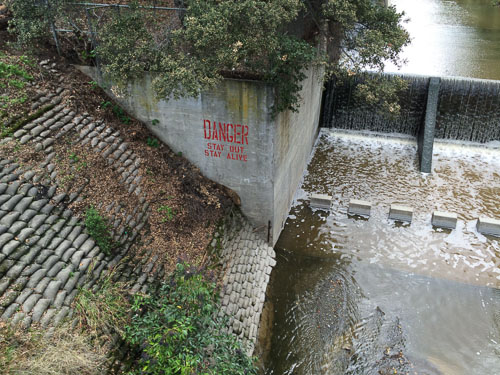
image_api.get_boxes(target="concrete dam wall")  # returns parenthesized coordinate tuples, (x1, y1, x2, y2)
(322, 73, 500, 143)
(77, 66, 323, 245)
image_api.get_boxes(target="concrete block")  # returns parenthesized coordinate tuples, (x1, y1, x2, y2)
(309, 193, 332, 210)
(389, 204, 413, 223)
(476, 217, 500, 237)
(431, 211, 457, 229)
(348, 199, 371, 217)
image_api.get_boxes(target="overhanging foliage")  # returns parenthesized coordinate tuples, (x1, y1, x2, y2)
(7, 0, 411, 114)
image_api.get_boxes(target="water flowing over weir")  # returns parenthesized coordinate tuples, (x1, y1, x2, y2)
(321, 73, 500, 143)
(436, 78, 500, 142)
(321, 74, 428, 136)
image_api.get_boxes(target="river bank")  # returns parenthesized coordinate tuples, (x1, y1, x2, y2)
(0, 22, 273, 373)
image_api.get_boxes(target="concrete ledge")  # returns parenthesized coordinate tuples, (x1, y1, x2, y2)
(310, 193, 332, 210)
(389, 204, 413, 223)
(348, 199, 371, 217)
(432, 211, 457, 229)
(476, 217, 500, 237)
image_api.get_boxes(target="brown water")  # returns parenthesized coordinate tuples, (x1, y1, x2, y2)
(264, 131, 500, 374)
(386, 0, 500, 79)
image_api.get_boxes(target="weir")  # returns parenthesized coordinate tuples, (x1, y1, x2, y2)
(321, 73, 500, 172)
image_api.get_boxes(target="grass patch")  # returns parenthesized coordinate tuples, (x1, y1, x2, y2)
(0, 53, 37, 128)
(74, 270, 130, 337)
(84, 206, 116, 255)
(0, 322, 107, 375)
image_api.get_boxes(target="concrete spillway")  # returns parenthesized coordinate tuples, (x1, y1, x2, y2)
(321, 73, 500, 173)
(322, 73, 500, 143)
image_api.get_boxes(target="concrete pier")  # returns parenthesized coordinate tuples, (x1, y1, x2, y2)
(432, 211, 457, 229)
(476, 217, 500, 237)
(389, 204, 413, 223)
(348, 199, 372, 217)
(310, 193, 332, 210)
(418, 77, 440, 173)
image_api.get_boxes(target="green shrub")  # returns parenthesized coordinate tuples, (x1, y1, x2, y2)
(84, 206, 115, 255)
(125, 263, 257, 375)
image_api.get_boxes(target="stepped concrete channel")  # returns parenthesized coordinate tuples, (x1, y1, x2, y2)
(0, 60, 275, 357)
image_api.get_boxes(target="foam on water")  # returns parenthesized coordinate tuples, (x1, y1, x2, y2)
(287, 129, 500, 286)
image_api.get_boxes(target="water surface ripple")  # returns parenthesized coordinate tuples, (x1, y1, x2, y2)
(264, 131, 500, 375)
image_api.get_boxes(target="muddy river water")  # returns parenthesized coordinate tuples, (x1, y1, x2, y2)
(263, 131, 500, 374)
(386, 0, 500, 80)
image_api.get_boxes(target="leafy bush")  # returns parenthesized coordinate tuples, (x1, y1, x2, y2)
(125, 263, 257, 375)
(7, 0, 64, 48)
(7, 0, 410, 116)
(96, 0, 316, 114)
(84, 206, 115, 255)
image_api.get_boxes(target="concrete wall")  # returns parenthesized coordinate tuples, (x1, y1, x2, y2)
(77, 66, 322, 245)
(272, 67, 322, 242)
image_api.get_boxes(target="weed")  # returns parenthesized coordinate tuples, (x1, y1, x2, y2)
(8, 79, 25, 89)
(177, 151, 182, 157)
(74, 270, 130, 337)
(111, 104, 130, 124)
(13, 141, 21, 152)
(88, 80, 98, 90)
(81, 49, 96, 61)
(157, 204, 175, 222)
(101, 101, 131, 124)
(69, 152, 79, 163)
(59, 173, 74, 187)
(146, 137, 159, 148)
(76, 161, 87, 171)
(0, 61, 33, 81)
(84, 206, 115, 255)
(151, 118, 159, 126)
(19, 55, 35, 67)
